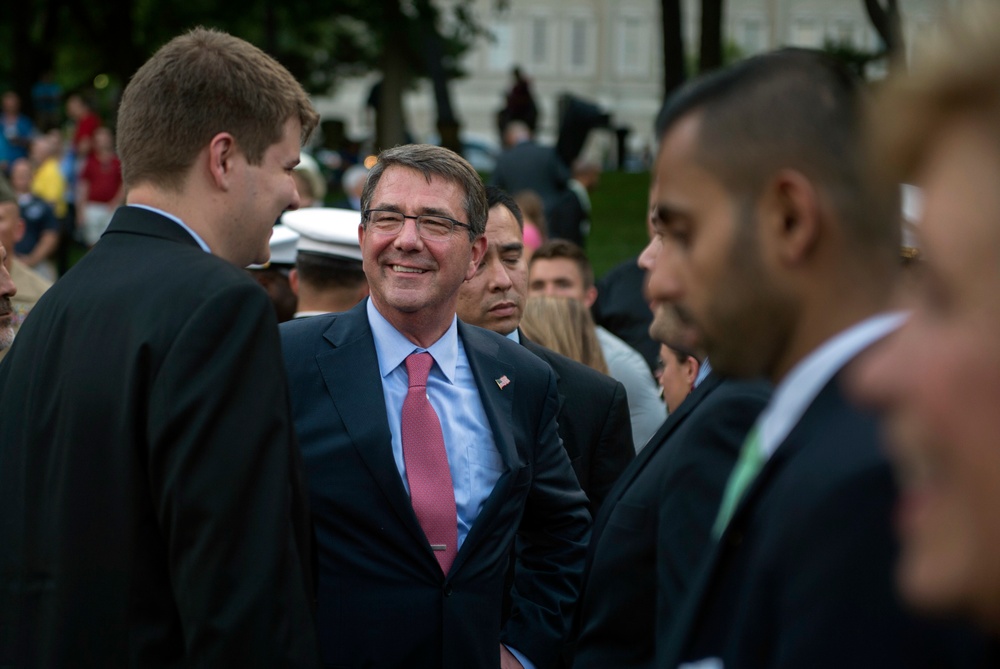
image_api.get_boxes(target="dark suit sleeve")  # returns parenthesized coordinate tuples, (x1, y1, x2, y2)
(655, 384, 766, 640)
(146, 281, 319, 667)
(502, 370, 592, 669)
(733, 461, 927, 668)
(586, 380, 634, 513)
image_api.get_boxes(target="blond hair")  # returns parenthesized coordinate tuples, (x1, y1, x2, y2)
(520, 295, 608, 375)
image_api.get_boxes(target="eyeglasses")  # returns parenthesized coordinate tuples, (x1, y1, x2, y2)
(363, 209, 471, 240)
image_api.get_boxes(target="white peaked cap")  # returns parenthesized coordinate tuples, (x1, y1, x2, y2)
(281, 207, 363, 261)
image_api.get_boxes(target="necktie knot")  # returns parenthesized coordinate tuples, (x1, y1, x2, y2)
(405, 352, 434, 389)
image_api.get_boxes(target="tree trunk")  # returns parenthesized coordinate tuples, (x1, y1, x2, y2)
(863, 0, 904, 62)
(373, 1, 410, 151)
(660, 0, 686, 101)
(418, 17, 462, 155)
(698, 0, 724, 73)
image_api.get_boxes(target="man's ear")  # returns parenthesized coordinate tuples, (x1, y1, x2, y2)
(583, 285, 598, 309)
(684, 356, 700, 388)
(761, 169, 821, 266)
(207, 132, 237, 191)
(465, 236, 488, 281)
(288, 268, 300, 296)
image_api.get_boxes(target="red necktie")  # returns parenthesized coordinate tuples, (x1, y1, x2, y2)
(401, 352, 458, 574)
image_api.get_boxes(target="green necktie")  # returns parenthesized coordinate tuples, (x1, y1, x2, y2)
(712, 425, 765, 539)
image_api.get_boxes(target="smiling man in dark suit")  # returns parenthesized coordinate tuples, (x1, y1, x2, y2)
(281, 144, 591, 669)
(0, 28, 320, 667)
(648, 49, 990, 669)
(456, 185, 634, 515)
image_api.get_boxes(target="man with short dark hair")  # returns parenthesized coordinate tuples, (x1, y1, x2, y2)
(570, 188, 769, 669)
(529, 239, 666, 451)
(651, 49, 989, 668)
(282, 144, 590, 669)
(457, 185, 633, 514)
(0, 28, 321, 667)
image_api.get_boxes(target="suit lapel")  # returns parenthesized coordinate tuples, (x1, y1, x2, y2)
(667, 376, 839, 661)
(602, 374, 722, 517)
(314, 303, 428, 548)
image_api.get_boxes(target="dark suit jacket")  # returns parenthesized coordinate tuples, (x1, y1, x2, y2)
(280, 303, 591, 669)
(521, 334, 634, 514)
(663, 371, 993, 669)
(0, 206, 319, 667)
(572, 374, 769, 669)
(490, 140, 570, 208)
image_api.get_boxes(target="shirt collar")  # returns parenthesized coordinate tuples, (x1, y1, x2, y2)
(367, 298, 459, 383)
(127, 204, 212, 253)
(757, 311, 907, 459)
(695, 358, 712, 387)
(506, 329, 520, 343)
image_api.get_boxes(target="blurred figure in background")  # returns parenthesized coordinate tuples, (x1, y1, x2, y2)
(0, 177, 50, 363)
(514, 189, 546, 258)
(334, 164, 368, 211)
(29, 134, 67, 222)
(520, 294, 609, 375)
(292, 152, 326, 208)
(656, 342, 700, 414)
(76, 126, 123, 248)
(530, 239, 666, 451)
(9, 157, 59, 280)
(1, 91, 36, 172)
(852, 1, 1000, 638)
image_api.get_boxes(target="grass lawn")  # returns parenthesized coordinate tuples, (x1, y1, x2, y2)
(586, 170, 651, 279)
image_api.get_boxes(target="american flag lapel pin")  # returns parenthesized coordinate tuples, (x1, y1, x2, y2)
(495, 375, 511, 390)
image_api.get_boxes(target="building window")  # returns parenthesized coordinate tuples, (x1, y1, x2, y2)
(531, 17, 549, 66)
(570, 18, 587, 69)
(488, 22, 514, 73)
(616, 14, 650, 77)
(743, 18, 764, 53)
(790, 17, 821, 48)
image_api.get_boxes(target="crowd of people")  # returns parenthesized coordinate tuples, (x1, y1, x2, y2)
(1, 3, 1000, 667)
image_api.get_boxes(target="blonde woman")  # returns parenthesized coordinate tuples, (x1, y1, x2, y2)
(520, 294, 608, 375)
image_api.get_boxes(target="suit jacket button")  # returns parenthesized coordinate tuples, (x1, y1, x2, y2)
(444, 585, 453, 597)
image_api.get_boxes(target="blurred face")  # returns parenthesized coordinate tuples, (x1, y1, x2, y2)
(851, 117, 1000, 628)
(0, 202, 23, 269)
(528, 257, 595, 306)
(360, 165, 485, 337)
(2, 92, 18, 115)
(0, 243, 17, 350)
(10, 159, 31, 193)
(457, 204, 526, 335)
(642, 113, 792, 380)
(657, 344, 695, 413)
(93, 127, 114, 153)
(232, 117, 302, 266)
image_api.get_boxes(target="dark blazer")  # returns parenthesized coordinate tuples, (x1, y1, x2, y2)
(0, 206, 319, 667)
(490, 140, 570, 209)
(521, 334, 634, 514)
(572, 374, 769, 669)
(663, 371, 993, 669)
(281, 303, 591, 669)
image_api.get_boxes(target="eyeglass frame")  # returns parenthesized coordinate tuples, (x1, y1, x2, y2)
(362, 208, 472, 240)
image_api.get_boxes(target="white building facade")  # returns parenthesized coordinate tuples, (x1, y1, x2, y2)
(315, 0, 954, 164)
